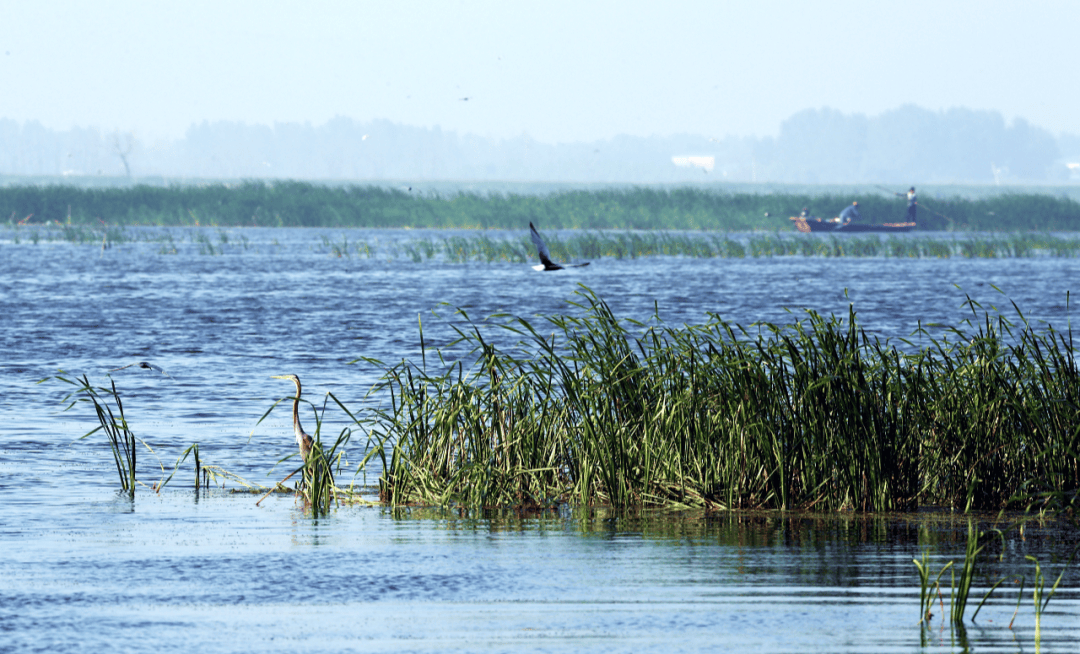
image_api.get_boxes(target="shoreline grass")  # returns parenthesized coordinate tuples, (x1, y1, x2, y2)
(3, 181, 1080, 231)
(8, 222, 1080, 260)
(366, 231, 1080, 261)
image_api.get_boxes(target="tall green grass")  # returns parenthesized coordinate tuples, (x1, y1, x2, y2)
(8, 219, 1080, 260)
(57, 374, 140, 494)
(362, 231, 1080, 262)
(3, 182, 1079, 230)
(351, 288, 1079, 511)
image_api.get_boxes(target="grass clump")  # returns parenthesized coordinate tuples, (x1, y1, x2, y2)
(353, 287, 1080, 511)
(57, 374, 140, 494)
(357, 231, 1080, 263)
(3, 182, 1080, 230)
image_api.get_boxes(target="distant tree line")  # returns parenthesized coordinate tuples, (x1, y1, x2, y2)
(0, 105, 1077, 184)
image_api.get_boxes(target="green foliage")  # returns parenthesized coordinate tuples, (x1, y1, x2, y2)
(56, 374, 140, 493)
(2, 182, 1080, 230)
(913, 550, 952, 624)
(351, 288, 1080, 510)
(357, 231, 1080, 262)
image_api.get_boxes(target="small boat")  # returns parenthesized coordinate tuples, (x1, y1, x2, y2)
(790, 216, 916, 233)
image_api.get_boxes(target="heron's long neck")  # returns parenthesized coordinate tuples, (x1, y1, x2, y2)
(291, 379, 304, 437)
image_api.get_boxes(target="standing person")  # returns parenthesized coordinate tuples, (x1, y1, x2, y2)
(905, 187, 917, 223)
(837, 201, 861, 227)
(895, 186, 917, 222)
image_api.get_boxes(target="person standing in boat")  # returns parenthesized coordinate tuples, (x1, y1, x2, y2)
(893, 186, 917, 222)
(836, 201, 861, 227)
(905, 187, 917, 222)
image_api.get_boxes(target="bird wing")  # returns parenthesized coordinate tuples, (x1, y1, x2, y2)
(529, 222, 563, 270)
(108, 361, 171, 377)
(142, 363, 172, 377)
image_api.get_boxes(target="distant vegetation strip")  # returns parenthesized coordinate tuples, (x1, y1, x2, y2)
(3, 181, 1080, 231)
(363, 288, 1079, 511)
(7, 222, 1080, 260)
(366, 231, 1080, 261)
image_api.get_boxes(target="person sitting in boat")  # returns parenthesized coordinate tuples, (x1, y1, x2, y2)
(836, 201, 861, 227)
(799, 207, 817, 221)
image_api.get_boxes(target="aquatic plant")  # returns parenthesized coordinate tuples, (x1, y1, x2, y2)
(354, 231, 1080, 263)
(912, 550, 951, 624)
(297, 425, 351, 516)
(950, 522, 1004, 623)
(347, 287, 1079, 510)
(1022, 551, 1078, 633)
(7, 218, 1080, 261)
(3, 181, 1079, 230)
(57, 374, 140, 494)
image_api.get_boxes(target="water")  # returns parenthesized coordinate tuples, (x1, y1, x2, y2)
(2, 227, 1079, 652)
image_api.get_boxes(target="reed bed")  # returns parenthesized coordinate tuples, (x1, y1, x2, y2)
(355, 288, 1080, 511)
(3, 182, 1080, 231)
(361, 231, 1080, 261)
(7, 220, 1080, 259)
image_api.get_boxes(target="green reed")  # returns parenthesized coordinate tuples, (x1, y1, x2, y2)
(947, 521, 1008, 624)
(57, 374, 139, 494)
(3, 182, 1079, 231)
(913, 551, 951, 624)
(352, 231, 1080, 262)
(349, 287, 1079, 510)
(1020, 549, 1079, 632)
(7, 219, 1080, 261)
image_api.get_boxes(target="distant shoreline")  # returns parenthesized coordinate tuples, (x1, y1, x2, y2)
(2, 180, 1079, 231)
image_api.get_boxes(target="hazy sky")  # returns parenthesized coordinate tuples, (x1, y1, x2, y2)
(1, 1, 1076, 144)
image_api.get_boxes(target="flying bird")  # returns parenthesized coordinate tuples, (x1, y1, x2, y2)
(108, 361, 172, 378)
(529, 222, 590, 271)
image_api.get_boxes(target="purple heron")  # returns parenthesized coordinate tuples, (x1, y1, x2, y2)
(271, 374, 314, 460)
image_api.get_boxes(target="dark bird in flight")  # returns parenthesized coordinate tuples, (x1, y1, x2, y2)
(107, 361, 172, 378)
(529, 222, 590, 271)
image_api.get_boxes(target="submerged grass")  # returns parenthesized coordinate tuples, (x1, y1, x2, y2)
(357, 231, 1080, 262)
(352, 287, 1080, 511)
(8, 220, 1080, 260)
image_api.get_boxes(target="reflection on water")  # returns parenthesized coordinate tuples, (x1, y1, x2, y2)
(1, 228, 1078, 651)
(3, 492, 1079, 653)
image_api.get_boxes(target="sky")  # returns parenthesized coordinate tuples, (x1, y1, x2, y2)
(1, 0, 1077, 144)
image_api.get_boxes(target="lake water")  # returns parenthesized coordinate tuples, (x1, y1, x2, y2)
(2, 227, 1078, 652)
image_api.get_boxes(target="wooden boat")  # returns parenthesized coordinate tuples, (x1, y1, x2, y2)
(790, 216, 916, 233)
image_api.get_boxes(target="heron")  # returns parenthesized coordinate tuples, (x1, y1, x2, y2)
(529, 222, 590, 271)
(108, 361, 172, 377)
(271, 374, 314, 460)
(254, 374, 336, 509)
